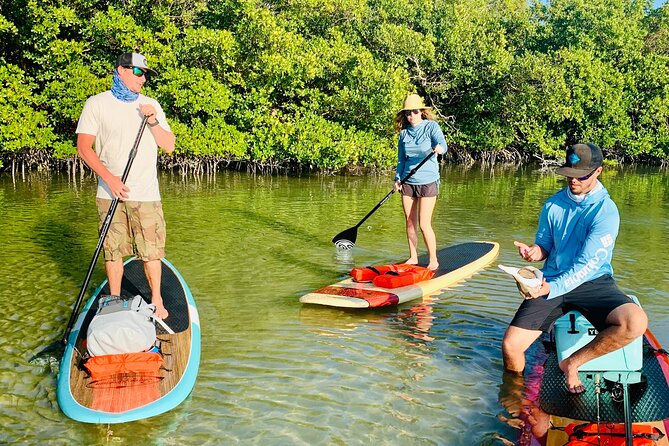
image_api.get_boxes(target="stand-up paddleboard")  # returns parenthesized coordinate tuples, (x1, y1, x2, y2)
(300, 241, 499, 308)
(57, 258, 200, 423)
(518, 329, 669, 445)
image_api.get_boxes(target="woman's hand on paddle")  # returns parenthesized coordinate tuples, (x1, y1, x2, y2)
(393, 180, 402, 192)
(433, 144, 445, 155)
(514, 241, 546, 262)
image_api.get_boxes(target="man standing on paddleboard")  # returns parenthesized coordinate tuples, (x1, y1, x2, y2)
(76, 52, 175, 319)
(501, 143, 647, 393)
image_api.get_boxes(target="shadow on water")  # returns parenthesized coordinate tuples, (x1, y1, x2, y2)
(28, 215, 99, 362)
(234, 207, 323, 244)
(32, 217, 95, 286)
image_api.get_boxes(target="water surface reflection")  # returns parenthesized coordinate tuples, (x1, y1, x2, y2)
(0, 165, 667, 445)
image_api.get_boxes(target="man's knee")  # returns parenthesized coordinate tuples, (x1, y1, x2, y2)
(502, 326, 532, 355)
(627, 306, 648, 338)
(607, 303, 648, 338)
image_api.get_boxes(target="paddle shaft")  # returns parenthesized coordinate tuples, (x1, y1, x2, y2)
(623, 380, 633, 446)
(62, 116, 149, 345)
(351, 150, 435, 230)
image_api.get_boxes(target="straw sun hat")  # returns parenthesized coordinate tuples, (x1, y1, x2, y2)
(400, 93, 431, 111)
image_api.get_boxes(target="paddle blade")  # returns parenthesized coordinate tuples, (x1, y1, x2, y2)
(28, 340, 64, 363)
(332, 227, 357, 250)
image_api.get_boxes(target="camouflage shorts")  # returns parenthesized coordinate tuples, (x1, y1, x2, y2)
(96, 199, 166, 262)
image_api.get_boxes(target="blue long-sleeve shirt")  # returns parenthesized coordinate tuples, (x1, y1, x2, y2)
(395, 120, 447, 185)
(535, 181, 620, 299)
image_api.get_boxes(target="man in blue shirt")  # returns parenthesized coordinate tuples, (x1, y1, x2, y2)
(502, 143, 647, 393)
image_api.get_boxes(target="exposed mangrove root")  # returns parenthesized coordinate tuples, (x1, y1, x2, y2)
(2, 147, 667, 179)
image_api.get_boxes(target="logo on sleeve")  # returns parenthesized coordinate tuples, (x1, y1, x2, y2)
(600, 234, 613, 248)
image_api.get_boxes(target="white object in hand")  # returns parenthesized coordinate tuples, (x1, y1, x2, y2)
(498, 264, 543, 295)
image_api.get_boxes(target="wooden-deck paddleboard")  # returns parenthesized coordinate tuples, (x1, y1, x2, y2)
(300, 241, 499, 308)
(57, 258, 200, 424)
(518, 329, 669, 445)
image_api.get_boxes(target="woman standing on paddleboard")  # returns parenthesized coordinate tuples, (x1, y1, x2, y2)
(393, 93, 447, 271)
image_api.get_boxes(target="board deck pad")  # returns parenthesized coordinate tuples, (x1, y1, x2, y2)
(539, 338, 669, 423)
(300, 241, 499, 308)
(57, 258, 200, 424)
(517, 330, 669, 446)
(85, 259, 189, 334)
(430, 241, 495, 273)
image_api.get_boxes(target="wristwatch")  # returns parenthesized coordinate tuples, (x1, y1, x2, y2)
(148, 119, 160, 127)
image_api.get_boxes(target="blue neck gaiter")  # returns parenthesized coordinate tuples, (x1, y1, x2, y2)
(110, 69, 139, 103)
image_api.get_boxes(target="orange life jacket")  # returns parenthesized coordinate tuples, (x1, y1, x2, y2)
(350, 264, 435, 289)
(564, 422, 665, 446)
(84, 352, 164, 381)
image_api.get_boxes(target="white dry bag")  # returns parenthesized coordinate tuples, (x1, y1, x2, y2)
(87, 295, 157, 357)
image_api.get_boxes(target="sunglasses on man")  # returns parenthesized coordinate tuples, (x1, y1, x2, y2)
(571, 169, 598, 181)
(124, 66, 147, 77)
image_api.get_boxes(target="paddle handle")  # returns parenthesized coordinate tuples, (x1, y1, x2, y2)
(353, 151, 435, 229)
(62, 116, 149, 345)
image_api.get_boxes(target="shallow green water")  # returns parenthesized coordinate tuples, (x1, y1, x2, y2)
(1, 165, 668, 445)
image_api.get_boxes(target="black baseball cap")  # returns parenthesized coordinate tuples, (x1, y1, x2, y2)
(556, 143, 603, 177)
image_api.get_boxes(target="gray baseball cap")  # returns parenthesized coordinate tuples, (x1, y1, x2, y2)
(556, 143, 603, 177)
(115, 52, 156, 74)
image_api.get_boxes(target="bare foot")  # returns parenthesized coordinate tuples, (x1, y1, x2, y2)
(559, 359, 585, 394)
(497, 413, 524, 430)
(526, 401, 551, 439)
(427, 262, 439, 271)
(405, 258, 418, 265)
(152, 296, 169, 319)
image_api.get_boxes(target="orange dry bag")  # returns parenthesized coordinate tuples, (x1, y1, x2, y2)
(564, 422, 665, 446)
(350, 264, 434, 289)
(372, 265, 434, 288)
(84, 352, 164, 381)
(351, 264, 405, 282)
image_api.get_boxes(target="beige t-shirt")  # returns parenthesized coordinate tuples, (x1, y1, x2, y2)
(76, 91, 171, 201)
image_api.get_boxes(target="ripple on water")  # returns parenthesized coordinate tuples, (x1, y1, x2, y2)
(2, 169, 669, 445)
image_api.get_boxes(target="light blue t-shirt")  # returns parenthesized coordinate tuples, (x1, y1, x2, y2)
(395, 120, 448, 185)
(535, 181, 620, 299)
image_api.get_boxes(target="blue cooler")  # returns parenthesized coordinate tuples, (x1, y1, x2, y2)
(554, 296, 643, 372)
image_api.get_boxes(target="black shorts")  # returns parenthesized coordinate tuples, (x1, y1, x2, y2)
(400, 181, 439, 198)
(509, 275, 635, 332)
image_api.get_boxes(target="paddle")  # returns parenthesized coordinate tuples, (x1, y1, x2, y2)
(61, 116, 149, 345)
(332, 150, 435, 249)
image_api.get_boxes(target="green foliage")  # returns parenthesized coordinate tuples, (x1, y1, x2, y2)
(422, 0, 519, 151)
(175, 27, 237, 78)
(623, 53, 669, 158)
(0, 13, 17, 34)
(42, 62, 110, 125)
(151, 67, 233, 123)
(3, 0, 669, 172)
(171, 117, 247, 158)
(0, 64, 55, 158)
(502, 52, 571, 156)
(277, 112, 395, 171)
(504, 48, 632, 156)
(531, 0, 649, 62)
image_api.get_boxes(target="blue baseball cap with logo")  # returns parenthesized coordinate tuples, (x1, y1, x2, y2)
(556, 143, 603, 177)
